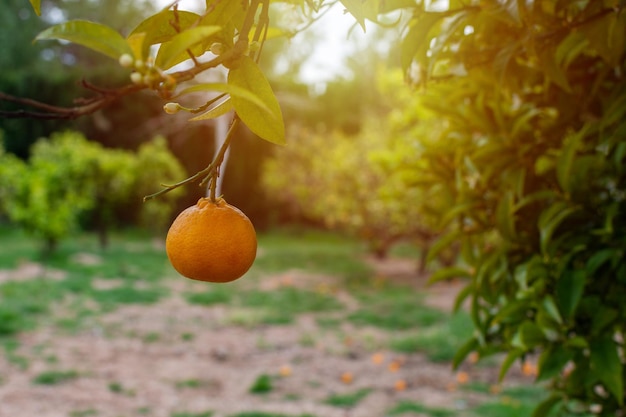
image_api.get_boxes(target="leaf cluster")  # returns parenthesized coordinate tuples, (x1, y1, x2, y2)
(0, 132, 184, 252)
(391, 1, 626, 415)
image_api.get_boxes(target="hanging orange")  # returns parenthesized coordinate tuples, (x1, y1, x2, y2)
(166, 197, 257, 283)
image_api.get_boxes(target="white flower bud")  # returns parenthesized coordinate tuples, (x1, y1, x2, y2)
(130, 72, 143, 84)
(210, 43, 224, 56)
(118, 53, 134, 68)
(163, 102, 180, 114)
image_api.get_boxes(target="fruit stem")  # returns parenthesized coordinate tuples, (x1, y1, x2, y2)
(143, 117, 239, 202)
(207, 117, 238, 202)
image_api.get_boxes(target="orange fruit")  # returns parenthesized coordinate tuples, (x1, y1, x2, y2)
(394, 379, 407, 391)
(456, 371, 469, 384)
(166, 197, 257, 283)
(340, 372, 353, 384)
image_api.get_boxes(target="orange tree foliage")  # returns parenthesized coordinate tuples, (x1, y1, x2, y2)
(397, 1, 626, 416)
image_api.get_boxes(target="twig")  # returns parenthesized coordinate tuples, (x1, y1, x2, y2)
(143, 117, 239, 202)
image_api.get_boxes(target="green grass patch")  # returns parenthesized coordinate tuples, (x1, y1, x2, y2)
(0, 227, 171, 337)
(90, 286, 163, 308)
(324, 388, 372, 408)
(387, 401, 455, 417)
(0, 278, 64, 337)
(461, 380, 493, 394)
(470, 384, 557, 417)
(175, 379, 212, 389)
(69, 409, 99, 417)
(229, 413, 316, 417)
(239, 287, 343, 325)
(185, 287, 233, 306)
(171, 412, 213, 417)
(389, 311, 474, 361)
(253, 228, 371, 281)
(349, 288, 447, 330)
(0, 226, 40, 268)
(32, 370, 79, 385)
(249, 374, 274, 394)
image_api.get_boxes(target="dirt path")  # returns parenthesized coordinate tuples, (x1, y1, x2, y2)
(0, 262, 528, 417)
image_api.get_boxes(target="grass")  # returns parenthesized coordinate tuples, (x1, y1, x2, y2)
(252, 228, 371, 281)
(0, 227, 172, 339)
(389, 311, 474, 362)
(324, 388, 372, 408)
(228, 413, 317, 417)
(249, 374, 274, 394)
(185, 287, 233, 306)
(238, 287, 344, 324)
(171, 412, 213, 417)
(469, 385, 560, 417)
(387, 401, 456, 417)
(348, 287, 447, 330)
(32, 370, 79, 385)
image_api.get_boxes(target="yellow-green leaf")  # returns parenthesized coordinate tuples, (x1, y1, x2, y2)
(340, 0, 380, 31)
(190, 98, 234, 121)
(129, 10, 201, 59)
(126, 32, 146, 61)
(228, 56, 285, 145)
(176, 83, 270, 113)
(155, 25, 221, 70)
(29, 0, 41, 16)
(401, 13, 444, 74)
(35, 20, 132, 60)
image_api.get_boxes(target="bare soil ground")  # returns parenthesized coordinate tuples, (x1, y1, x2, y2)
(0, 258, 530, 417)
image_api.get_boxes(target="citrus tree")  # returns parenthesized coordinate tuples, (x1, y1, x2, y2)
(262, 68, 446, 266)
(0, 131, 184, 252)
(392, 1, 626, 416)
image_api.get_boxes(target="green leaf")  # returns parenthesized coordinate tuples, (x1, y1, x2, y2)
(538, 202, 579, 255)
(228, 56, 285, 145)
(590, 336, 624, 406)
(587, 248, 620, 276)
(340, 0, 380, 31)
(401, 13, 444, 74)
(129, 10, 201, 59)
(499, 349, 524, 381)
(452, 337, 479, 370)
(452, 283, 473, 313)
(495, 192, 516, 240)
(35, 20, 132, 61)
(591, 306, 619, 336)
(190, 98, 234, 121)
(425, 229, 461, 264)
(556, 128, 585, 194)
(537, 44, 571, 93)
(29, 0, 41, 16)
(442, 201, 483, 229)
(176, 83, 270, 114)
(155, 25, 221, 70)
(556, 31, 589, 70)
(428, 266, 471, 285)
(513, 190, 556, 212)
(537, 345, 573, 382)
(541, 295, 562, 325)
(555, 269, 586, 319)
(532, 394, 563, 417)
(512, 321, 546, 350)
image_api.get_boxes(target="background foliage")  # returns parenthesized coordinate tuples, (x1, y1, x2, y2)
(0, 131, 184, 252)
